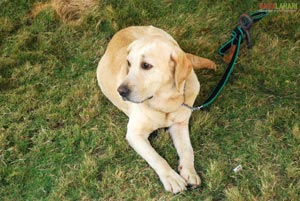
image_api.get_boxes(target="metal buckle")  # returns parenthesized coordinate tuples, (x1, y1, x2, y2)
(239, 14, 254, 48)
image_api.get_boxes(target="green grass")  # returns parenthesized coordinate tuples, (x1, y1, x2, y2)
(1, 0, 300, 200)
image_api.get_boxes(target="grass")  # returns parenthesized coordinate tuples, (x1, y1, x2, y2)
(1, 0, 300, 200)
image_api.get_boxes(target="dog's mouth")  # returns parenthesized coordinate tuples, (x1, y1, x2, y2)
(122, 95, 153, 104)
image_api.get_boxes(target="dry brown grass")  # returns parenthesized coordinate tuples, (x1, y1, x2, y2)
(30, 2, 51, 18)
(30, 0, 98, 23)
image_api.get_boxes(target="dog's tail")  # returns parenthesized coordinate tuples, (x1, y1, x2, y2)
(186, 53, 216, 71)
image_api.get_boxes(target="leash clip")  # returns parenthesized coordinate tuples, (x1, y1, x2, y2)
(239, 13, 253, 48)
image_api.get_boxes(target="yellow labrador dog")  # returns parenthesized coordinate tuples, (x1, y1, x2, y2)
(97, 26, 216, 193)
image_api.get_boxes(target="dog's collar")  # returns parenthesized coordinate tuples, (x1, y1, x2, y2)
(182, 102, 204, 111)
(181, 82, 204, 111)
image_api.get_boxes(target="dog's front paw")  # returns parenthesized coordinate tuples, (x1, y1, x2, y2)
(159, 169, 187, 194)
(179, 165, 201, 187)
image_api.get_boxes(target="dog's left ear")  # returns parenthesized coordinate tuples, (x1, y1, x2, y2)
(127, 40, 138, 54)
(170, 48, 192, 92)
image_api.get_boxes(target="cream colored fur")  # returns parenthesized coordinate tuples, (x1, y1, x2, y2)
(97, 26, 216, 193)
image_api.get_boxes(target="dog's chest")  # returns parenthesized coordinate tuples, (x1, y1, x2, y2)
(165, 108, 190, 125)
(143, 107, 191, 129)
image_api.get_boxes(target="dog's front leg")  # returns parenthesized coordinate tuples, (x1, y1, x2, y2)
(169, 122, 201, 186)
(126, 120, 187, 193)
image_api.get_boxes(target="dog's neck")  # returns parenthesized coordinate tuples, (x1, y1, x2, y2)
(145, 84, 185, 114)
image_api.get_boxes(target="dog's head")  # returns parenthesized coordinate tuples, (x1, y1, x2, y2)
(117, 36, 192, 105)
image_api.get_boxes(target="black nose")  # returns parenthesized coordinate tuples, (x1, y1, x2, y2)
(117, 85, 130, 98)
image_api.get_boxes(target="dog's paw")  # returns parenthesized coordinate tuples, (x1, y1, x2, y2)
(159, 169, 187, 194)
(179, 165, 201, 186)
(210, 62, 217, 71)
(206, 61, 217, 71)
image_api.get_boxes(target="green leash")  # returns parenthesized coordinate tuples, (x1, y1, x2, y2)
(183, 11, 268, 111)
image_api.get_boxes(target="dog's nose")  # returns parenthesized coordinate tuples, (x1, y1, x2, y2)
(117, 85, 130, 98)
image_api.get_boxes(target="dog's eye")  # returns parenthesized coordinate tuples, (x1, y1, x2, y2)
(141, 62, 153, 70)
(127, 60, 131, 67)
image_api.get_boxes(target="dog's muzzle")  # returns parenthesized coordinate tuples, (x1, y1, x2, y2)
(117, 84, 153, 103)
(117, 85, 130, 100)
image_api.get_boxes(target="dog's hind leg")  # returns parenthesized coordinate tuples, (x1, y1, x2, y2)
(186, 53, 216, 70)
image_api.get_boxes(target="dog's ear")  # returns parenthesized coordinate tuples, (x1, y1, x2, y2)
(170, 48, 192, 92)
(126, 40, 138, 74)
(127, 40, 137, 55)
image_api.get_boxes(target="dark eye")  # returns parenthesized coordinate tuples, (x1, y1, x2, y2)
(127, 60, 131, 67)
(141, 62, 153, 70)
